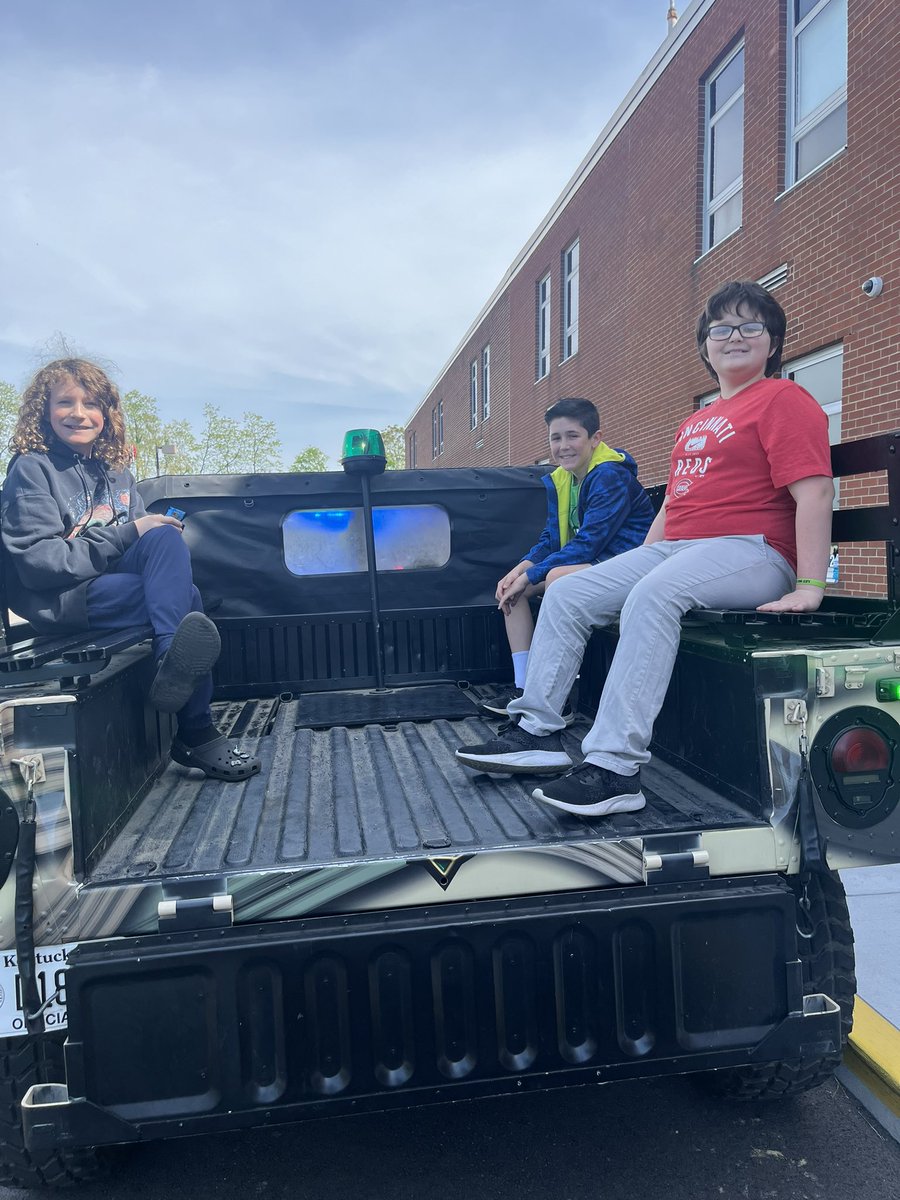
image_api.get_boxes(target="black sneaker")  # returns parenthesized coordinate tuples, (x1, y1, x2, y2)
(532, 761, 646, 816)
(480, 688, 523, 717)
(480, 689, 576, 725)
(456, 721, 573, 775)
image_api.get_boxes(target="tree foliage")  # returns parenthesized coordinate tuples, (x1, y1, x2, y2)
(240, 411, 282, 473)
(0, 381, 21, 462)
(120, 390, 202, 479)
(0, 376, 404, 479)
(380, 423, 406, 470)
(289, 446, 330, 473)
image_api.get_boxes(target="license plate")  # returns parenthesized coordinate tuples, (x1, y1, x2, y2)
(0, 943, 76, 1038)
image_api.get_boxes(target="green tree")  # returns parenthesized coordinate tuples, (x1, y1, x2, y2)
(380, 423, 406, 470)
(193, 405, 281, 474)
(289, 446, 330, 472)
(159, 418, 201, 475)
(238, 411, 282, 473)
(0, 381, 21, 463)
(195, 404, 244, 474)
(121, 389, 164, 479)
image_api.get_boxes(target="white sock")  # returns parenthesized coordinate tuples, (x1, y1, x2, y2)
(512, 651, 529, 689)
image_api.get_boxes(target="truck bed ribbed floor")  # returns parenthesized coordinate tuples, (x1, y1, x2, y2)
(89, 693, 766, 884)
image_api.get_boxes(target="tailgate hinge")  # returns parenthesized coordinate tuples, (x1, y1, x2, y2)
(157, 893, 233, 932)
(642, 836, 711, 884)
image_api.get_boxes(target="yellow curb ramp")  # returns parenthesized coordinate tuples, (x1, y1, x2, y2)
(839, 997, 900, 1133)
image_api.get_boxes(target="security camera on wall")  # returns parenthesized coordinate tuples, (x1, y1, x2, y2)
(861, 276, 884, 297)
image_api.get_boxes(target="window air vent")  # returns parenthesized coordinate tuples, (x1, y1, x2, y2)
(757, 263, 790, 291)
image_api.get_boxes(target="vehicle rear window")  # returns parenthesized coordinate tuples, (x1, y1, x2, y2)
(282, 505, 451, 575)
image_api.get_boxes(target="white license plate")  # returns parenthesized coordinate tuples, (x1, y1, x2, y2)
(0, 943, 76, 1038)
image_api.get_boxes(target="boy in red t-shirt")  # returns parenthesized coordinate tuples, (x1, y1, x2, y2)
(456, 280, 834, 817)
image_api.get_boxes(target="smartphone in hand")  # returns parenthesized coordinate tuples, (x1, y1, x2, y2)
(165, 506, 187, 521)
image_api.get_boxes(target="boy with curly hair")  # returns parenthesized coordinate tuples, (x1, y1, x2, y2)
(1, 358, 260, 782)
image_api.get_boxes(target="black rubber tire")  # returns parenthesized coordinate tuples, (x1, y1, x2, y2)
(703, 870, 856, 1101)
(0, 1032, 104, 1188)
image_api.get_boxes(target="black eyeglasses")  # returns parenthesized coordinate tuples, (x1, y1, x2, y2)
(707, 321, 767, 341)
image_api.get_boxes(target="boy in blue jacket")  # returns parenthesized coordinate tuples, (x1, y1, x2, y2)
(484, 398, 653, 716)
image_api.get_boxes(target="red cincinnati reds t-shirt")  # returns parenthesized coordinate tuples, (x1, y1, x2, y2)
(663, 377, 832, 570)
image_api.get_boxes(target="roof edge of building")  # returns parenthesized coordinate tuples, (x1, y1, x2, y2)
(406, 0, 717, 428)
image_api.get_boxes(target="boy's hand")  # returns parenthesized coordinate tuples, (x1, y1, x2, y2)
(135, 514, 184, 537)
(495, 561, 532, 604)
(756, 585, 824, 614)
(498, 572, 530, 614)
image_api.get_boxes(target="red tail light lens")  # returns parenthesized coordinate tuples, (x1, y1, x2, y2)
(830, 728, 891, 774)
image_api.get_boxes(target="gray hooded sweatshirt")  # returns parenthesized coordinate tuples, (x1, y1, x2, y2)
(1, 438, 145, 633)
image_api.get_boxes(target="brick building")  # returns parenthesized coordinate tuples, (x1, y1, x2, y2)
(405, 0, 899, 596)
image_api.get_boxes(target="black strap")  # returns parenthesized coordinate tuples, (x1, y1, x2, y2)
(797, 765, 828, 873)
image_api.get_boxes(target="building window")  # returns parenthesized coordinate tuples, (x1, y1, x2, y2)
(703, 44, 744, 251)
(785, 345, 843, 506)
(431, 407, 438, 459)
(784, 345, 842, 444)
(788, 0, 847, 185)
(470, 360, 478, 430)
(438, 399, 444, 454)
(482, 346, 490, 420)
(408, 431, 416, 468)
(562, 240, 579, 359)
(536, 274, 551, 379)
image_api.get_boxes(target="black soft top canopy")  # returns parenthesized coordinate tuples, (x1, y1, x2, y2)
(138, 466, 549, 619)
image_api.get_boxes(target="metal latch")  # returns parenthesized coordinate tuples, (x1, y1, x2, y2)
(157, 894, 233, 932)
(784, 699, 808, 724)
(12, 754, 46, 789)
(844, 666, 868, 690)
(815, 668, 835, 697)
(642, 848, 710, 884)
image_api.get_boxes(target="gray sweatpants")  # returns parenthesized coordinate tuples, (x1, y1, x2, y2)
(506, 535, 794, 776)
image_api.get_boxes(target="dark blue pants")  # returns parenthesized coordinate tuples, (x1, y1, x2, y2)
(85, 525, 213, 731)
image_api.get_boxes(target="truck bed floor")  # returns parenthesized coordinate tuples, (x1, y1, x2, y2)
(89, 694, 766, 884)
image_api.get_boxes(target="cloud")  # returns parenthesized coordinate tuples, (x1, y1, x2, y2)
(0, 0, 665, 460)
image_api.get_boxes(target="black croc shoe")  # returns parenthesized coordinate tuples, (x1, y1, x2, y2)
(149, 613, 221, 714)
(171, 736, 261, 781)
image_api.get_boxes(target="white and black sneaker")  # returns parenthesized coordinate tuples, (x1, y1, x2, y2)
(532, 762, 646, 816)
(480, 689, 576, 725)
(456, 721, 573, 775)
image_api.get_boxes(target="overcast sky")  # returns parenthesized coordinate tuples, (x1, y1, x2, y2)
(1, 0, 669, 467)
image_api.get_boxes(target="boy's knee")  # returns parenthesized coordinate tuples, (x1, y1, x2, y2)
(540, 573, 580, 616)
(142, 524, 189, 554)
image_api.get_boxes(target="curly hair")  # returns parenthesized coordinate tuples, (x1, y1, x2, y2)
(9, 359, 129, 468)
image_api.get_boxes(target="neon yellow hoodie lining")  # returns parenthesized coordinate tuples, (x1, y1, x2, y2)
(552, 441, 625, 548)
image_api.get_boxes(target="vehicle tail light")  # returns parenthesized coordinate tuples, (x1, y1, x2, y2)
(830, 728, 891, 775)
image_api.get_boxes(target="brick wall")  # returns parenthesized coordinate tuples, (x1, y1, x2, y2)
(407, 0, 900, 597)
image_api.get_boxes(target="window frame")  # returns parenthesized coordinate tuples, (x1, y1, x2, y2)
(786, 0, 847, 187)
(562, 240, 579, 360)
(469, 360, 478, 430)
(408, 430, 416, 468)
(782, 343, 843, 444)
(431, 406, 438, 459)
(536, 273, 551, 380)
(702, 41, 744, 253)
(481, 346, 491, 421)
(438, 399, 444, 455)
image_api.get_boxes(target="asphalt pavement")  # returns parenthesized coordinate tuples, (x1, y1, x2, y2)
(1, 1073, 897, 1200)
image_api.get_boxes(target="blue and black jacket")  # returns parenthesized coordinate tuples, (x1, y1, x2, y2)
(522, 444, 654, 585)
